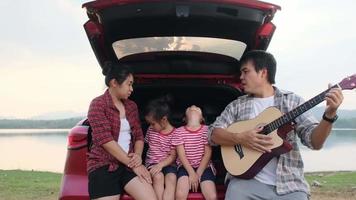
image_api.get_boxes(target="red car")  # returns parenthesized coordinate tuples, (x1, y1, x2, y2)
(59, 0, 280, 199)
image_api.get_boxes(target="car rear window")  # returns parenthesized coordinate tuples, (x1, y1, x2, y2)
(112, 36, 246, 61)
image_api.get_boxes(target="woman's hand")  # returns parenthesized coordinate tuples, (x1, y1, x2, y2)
(132, 165, 152, 184)
(128, 153, 142, 168)
(188, 171, 199, 192)
(148, 163, 163, 176)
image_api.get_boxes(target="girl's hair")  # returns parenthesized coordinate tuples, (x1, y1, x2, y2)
(145, 95, 173, 122)
(102, 62, 133, 86)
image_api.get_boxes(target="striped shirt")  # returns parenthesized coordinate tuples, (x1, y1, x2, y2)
(172, 125, 210, 168)
(208, 87, 319, 195)
(145, 126, 176, 166)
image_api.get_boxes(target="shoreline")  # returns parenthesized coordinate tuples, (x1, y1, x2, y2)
(333, 128, 356, 131)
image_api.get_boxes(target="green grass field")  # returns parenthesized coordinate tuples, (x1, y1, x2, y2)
(306, 171, 356, 191)
(0, 170, 62, 200)
(305, 171, 356, 199)
(1, 170, 356, 200)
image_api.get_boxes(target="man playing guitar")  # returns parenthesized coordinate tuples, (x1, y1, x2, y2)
(208, 50, 344, 200)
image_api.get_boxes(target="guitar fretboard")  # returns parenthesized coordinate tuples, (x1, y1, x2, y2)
(262, 84, 339, 134)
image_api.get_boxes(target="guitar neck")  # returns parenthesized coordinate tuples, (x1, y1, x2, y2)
(262, 84, 339, 134)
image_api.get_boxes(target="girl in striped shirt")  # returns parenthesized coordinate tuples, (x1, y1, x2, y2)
(173, 105, 217, 200)
(144, 96, 177, 200)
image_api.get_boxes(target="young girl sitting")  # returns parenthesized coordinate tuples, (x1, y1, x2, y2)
(144, 96, 178, 200)
(173, 105, 217, 200)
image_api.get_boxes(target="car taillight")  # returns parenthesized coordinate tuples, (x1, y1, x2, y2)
(67, 126, 89, 150)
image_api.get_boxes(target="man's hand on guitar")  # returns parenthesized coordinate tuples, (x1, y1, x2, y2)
(234, 126, 274, 153)
(325, 84, 344, 117)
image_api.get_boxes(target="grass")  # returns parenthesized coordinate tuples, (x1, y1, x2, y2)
(306, 171, 356, 190)
(1, 170, 356, 200)
(0, 170, 62, 200)
(305, 171, 356, 199)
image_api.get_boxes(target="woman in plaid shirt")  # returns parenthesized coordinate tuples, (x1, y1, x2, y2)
(209, 50, 343, 200)
(87, 63, 157, 200)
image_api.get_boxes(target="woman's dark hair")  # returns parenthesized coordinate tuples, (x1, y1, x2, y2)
(239, 50, 276, 84)
(102, 62, 133, 86)
(145, 95, 174, 122)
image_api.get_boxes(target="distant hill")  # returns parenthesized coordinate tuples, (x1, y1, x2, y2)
(31, 111, 86, 120)
(0, 117, 354, 129)
(311, 106, 356, 119)
(286, 106, 356, 128)
(0, 117, 84, 129)
(334, 118, 356, 129)
(0, 107, 355, 129)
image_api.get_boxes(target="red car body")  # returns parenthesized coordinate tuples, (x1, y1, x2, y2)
(59, 0, 280, 199)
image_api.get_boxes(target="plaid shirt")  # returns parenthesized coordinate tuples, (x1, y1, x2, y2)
(208, 87, 319, 195)
(87, 89, 144, 173)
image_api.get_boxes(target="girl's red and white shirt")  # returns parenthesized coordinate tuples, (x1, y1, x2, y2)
(145, 126, 176, 166)
(172, 125, 211, 168)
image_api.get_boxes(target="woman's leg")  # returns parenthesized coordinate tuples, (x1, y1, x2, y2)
(163, 173, 177, 200)
(200, 180, 217, 200)
(124, 176, 157, 200)
(175, 176, 190, 200)
(152, 172, 165, 200)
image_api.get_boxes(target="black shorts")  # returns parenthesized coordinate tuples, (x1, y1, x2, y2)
(88, 165, 137, 199)
(162, 165, 177, 175)
(147, 164, 177, 176)
(177, 166, 216, 182)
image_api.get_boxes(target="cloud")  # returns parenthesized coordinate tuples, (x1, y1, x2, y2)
(0, 0, 90, 59)
(54, 0, 88, 23)
(1, 0, 355, 118)
(0, 0, 102, 118)
(267, 0, 356, 109)
(0, 44, 103, 118)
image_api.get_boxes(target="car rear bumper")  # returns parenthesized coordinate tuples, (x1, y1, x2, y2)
(59, 174, 89, 200)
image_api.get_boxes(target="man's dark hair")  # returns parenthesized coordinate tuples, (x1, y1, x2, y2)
(239, 50, 276, 84)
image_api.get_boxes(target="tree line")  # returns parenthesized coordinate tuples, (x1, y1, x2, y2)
(0, 117, 84, 129)
(0, 117, 355, 129)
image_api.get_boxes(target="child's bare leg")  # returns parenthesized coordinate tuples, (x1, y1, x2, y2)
(153, 172, 165, 200)
(175, 176, 190, 200)
(124, 177, 157, 200)
(163, 173, 176, 200)
(200, 180, 218, 200)
(93, 195, 120, 200)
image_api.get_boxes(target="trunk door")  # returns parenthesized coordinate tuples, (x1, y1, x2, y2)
(83, 0, 280, 79)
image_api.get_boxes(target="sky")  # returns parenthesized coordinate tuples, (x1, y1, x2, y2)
(0, 0, 355, 119)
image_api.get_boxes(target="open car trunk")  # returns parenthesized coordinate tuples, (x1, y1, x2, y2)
(131, 82, 243, 127)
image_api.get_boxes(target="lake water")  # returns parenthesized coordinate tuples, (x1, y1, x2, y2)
(0, 129, 356, 173)
(0, 129, 68, 173)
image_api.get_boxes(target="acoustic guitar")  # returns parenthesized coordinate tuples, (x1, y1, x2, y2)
(221, 74, 356, 179)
